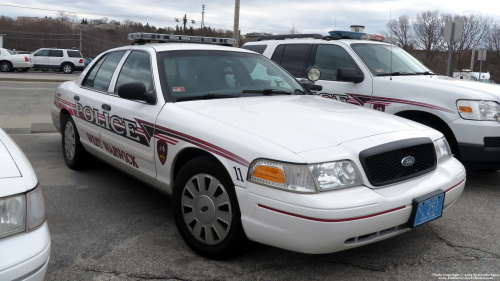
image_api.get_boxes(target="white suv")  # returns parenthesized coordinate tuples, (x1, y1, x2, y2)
(244, 32, 500, 170)
(51, 32, 465, 259)
(31, 48, 85, 74)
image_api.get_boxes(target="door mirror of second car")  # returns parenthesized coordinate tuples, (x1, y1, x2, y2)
(337, 68, 364, 83)
(118, 82, 156, 104)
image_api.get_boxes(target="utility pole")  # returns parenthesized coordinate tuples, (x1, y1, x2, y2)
(233, 0, 240, 47)
(183, 14, 187, 34)
(201, 5, 205, 29)
(79, 29, 82, 51)
(445, 23, 455, 77)
(470, 40, 477, 71)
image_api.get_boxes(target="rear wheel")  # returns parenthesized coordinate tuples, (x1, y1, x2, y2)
(0, 61, 13, 72)
(173, 155, 247, 259)
(61, 114, 92, 169)
(61, 63, 74, 74)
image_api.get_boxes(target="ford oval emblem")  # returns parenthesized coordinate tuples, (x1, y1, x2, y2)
(402, 156, 415, 167)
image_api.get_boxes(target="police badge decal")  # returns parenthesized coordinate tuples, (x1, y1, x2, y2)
(157, 139, 168, 165)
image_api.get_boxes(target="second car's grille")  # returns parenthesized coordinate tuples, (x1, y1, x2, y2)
(484, 137, 500, 147)
(359, 138, 437, 187)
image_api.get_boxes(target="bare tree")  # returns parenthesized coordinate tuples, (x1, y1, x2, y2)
(386, 14, 414, 51)
(289, 21, 300, 35)
(412, 10, 447, 68)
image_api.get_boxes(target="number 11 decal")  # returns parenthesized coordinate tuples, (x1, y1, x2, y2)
(233, 167, 244, 182)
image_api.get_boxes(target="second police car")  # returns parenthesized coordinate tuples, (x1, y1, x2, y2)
(244, 31, 500, 170)
(51, 32, 465, 259)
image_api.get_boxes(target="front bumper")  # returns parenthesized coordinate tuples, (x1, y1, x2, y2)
(449, 118, 500, 166)
(237, 158, 465, 254)
(0, 222, 51, 281)
(458, 143, 500, 169)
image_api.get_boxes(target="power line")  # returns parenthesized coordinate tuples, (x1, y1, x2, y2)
(0, 3, 283, 33)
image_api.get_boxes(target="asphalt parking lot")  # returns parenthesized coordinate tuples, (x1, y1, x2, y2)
(1, 76, 500, 280)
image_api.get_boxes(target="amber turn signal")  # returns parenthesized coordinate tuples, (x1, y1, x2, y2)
(253, 166, 286, 183)
(458, 106, 473, 113)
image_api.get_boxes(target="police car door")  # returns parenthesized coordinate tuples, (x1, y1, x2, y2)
(99, 50, 160, 186)
(309, 43, 373, 108)
(76, 50, 128, 157)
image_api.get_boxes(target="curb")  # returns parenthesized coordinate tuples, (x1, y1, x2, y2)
(0, 78, 72, 83)
(31, 123, 58, 134)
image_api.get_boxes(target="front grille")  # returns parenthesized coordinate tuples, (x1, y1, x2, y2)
(484, 137, 500, 147)
(359, 138, 437, 186)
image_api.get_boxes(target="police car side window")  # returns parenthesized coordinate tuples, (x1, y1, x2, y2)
(242, 45, 267, 54)
(313, 45, 358, 81)
(114, 51, 153, 94)
(271, 45, 284, 64)
(82, 51, 126, 91)
(278, 44, 311, 77)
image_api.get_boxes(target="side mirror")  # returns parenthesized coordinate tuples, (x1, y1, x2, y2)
(118, 82, 155, 104)
(299, 79, 323, 91)
(306, 66, 321, 82)
(337, 68, 364, 83)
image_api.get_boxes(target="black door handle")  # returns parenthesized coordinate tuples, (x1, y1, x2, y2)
(74, 95, 80, 101)
(101, 104, 111, 111)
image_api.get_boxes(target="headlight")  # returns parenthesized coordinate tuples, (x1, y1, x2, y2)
(434, 137, 452, 163)
(27, 184, 47, 230)
(457, 100, 500, 122)
(248, 159, 362, 193)
(0, 184, 46, 239)
(0, 194, 26, 239)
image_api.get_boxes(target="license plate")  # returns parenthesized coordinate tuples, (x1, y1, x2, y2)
(408, 190, 445, 228)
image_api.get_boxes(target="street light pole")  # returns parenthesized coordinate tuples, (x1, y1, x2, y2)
(233, 0, 240, 47)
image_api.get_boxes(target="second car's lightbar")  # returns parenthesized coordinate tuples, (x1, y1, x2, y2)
(128, 33, 236, 46)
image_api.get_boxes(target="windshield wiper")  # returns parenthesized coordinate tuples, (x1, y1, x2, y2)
(242, 89, 292, 95)
(377, 72, 416, 77)
(176, 93, 240, 102)
(414, 71, 436, 75)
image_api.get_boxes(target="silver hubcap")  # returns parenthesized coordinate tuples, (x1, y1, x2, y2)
(181, 173, 232, 245)
(64, 121, 76, 161)
(63, 65, 72, 73)
(1, 63, 9, 71)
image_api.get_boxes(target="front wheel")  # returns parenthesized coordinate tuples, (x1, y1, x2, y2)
(173, 155, 247, 259)
(61, 63, 74, 74)
(61, 114, 92, 169)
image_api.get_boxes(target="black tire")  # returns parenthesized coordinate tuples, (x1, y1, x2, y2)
(173, 155, 247, 259)
(61, 114, 92, 169)
(0, 61, 13, 72)
(61, 63, 74, 74)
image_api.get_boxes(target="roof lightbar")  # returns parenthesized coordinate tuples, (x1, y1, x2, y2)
(252, 34, 324, 42)
(128, 33, 236, 46)
(328, 30, 365, 40)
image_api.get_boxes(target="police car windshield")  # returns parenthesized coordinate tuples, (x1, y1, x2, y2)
(351, 44, 430, 76)
(156, 50, 306, 102)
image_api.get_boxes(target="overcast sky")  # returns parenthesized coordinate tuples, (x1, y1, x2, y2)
(1, 0, 500, 35)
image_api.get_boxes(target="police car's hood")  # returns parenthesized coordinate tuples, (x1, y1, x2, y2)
(0, 129, 38, 197)
(176, 95, 423, 153)
(386, 75, 500, 101)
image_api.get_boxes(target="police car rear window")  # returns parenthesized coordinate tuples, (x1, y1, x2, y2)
(242, 45, 267, 54)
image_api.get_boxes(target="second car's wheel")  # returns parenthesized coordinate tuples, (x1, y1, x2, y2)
(61, 63, 74, 74)
(0, 61, 13, 72)
(173, 155, 247, 259)
(61, 114, 92, 169)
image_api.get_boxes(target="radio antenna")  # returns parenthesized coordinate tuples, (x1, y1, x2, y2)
(390, 8, 393, 81)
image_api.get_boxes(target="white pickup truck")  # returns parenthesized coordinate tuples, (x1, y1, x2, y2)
(243, 32, 500, 170)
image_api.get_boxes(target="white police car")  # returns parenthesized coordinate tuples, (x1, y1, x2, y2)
(0, 128, 50, 280)
(51, 32, 465, 259)
(243, 31, 500, 170)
